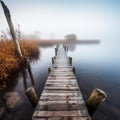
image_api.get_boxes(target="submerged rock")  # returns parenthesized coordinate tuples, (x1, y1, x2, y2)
(5, 92, 23, 111)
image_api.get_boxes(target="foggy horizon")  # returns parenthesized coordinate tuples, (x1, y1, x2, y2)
(0, 0, 120, 40)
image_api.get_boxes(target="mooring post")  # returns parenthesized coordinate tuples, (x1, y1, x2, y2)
(66, 45, 68, 52)
(69, 56, 72, 65)
(64, 45, 67, 51)
(86, 88, 107, 115)
(48, 67, 51, 73)
(64, 44, 68, 52)
(22, 69, 28, 90)
(27, 59, 35, 85)
(56, 44, 59, 51)
(25, 87, 38, 107)
(52, 57, 54, 64)
(73, 67, 75, 74)
(55, 48, 57, 56)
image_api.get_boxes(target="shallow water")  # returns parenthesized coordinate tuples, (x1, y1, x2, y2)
(2, 41, 120, 120)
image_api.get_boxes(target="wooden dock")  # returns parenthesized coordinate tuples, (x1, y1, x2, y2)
(32, 45, 91, 120)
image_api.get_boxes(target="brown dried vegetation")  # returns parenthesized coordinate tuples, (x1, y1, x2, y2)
(0, 39, 39, 91)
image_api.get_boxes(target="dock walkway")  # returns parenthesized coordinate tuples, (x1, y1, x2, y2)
(32, 45, 91, 120)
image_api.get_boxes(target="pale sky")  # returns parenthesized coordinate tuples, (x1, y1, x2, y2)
(0, 0, 120, 39)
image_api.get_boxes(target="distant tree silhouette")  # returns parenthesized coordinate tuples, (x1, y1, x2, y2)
(64, 34, 77, 51)
(65, 34, 77, 42)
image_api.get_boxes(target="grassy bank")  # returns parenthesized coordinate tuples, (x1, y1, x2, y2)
(0, 39, 39, 92)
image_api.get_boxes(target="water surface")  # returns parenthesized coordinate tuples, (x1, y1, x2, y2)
(2, 41, 120, 120)
(68, 40, 120, 120)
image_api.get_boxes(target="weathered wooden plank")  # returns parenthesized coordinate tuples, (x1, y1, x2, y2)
(50, 69, 72, 72)
(36, 105, 84, 111)
(36, 103, 86, 111)
(33, 117, 91, 120)
(52, 65, 72, 67)
(55, 61, 69, 63)
(47, 78, 76, 81)
(50, 71, 73, 72)
(49, 74, 74, 76)
(42, 92, 81, 96)
(50, 70, 73, 72)
(46, 79, 77, 82)
(47, 78, 77, 80)
(38, 100, 84, 105)
(50, 67, 73, 70)
(45, 84, 77, 87)
(46, 82, 77, 85)
(48, 75, 75, 77)
(49, 72, 74, 75)
(40, 96, 83, 101)
(42, 90, 80, 94)
(45, 83, 77, 86)
(46, 79, 77, 84)
(33, 110, 89, 117)
(44, 86, 80, 91)
(53, 65, 71, 67)
(45, 84, 79, 87)
(48, 76, 76, 79)
(40, 95, 82, 99)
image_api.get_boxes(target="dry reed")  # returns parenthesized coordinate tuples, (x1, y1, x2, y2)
(0, 39, 39, 91)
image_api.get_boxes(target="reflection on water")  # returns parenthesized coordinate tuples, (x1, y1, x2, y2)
(1, 47, 54, 120)
(68, 40, 120, 120)
(1, 41, 120, 120)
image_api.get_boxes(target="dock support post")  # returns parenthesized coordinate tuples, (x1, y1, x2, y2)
(65, 45, 68, 52)
(55, 48, 57, 56)
(56, 44, 59, 51)
(63, 44, 67, 51)
(25, 87, 38, 107)
(27, 59, 35, 85)
(69, 56, 72, 65)
(73, 67, 75, 74)
(64, 45, 68, 52)
(48, 67, 51, 73)
(86, 88, 107, 115)
(52, 57, 54, 64)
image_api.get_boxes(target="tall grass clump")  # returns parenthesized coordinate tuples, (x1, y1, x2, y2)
(0, 39, 39, 92)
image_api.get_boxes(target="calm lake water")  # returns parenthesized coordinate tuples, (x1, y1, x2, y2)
(2, 40, 120, 120)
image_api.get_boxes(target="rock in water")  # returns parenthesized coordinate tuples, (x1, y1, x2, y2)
(5, 92, 23, 111)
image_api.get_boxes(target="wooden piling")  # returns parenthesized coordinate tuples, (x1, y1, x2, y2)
(73, 67, 75, 74)
(55, 48, 57, 56)
(22, 69, 28, 90)
(86, 88, 107, 115)
(25, 87, 38, 107)
(56, 44, 59, 51)
(69, 56, 72, 65)
(27, 59, 35, 85)
(52, 57, 54, 64)
(48, 67, 51, 73)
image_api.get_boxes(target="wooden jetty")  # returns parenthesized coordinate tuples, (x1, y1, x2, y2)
(32, 45, 91, 120)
